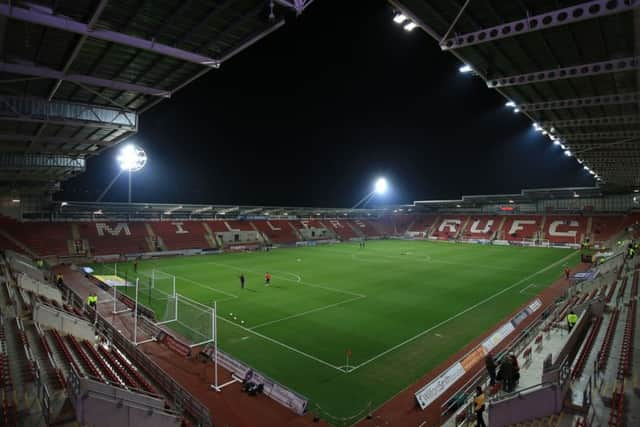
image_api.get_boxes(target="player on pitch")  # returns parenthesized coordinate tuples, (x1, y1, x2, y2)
(265, 272, 271, 286)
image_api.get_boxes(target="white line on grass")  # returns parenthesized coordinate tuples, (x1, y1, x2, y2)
(217, 315, 343, 371)
(249, 295, 366, 330)
(348, 250, 576, 372)
(519, 283, 538, 294)
(153, 268, 240, 299)
(206, 261, 367, 298)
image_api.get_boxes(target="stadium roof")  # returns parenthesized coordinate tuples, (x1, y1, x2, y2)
(388, 0, 640, 190)
(0, 0, 314, 195)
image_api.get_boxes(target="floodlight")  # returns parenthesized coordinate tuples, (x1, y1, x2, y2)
(459, 64, 473, 73)
(589, 170, 595, 175)
(583, 165, 590, 171)
(533, 122, 541, 131)
(375, 177, 388, 194)
(634, 189, 640, 193)
(404, 22, 417, 31)
(393, 13, 407, 24)
(577, 158, 583, 164)
(541, 130, 548, 135)
(117, 144, 147, 172)
(564, 150, 572, 157)
(553, 140, 561, 146)
(505, 101, 516, 108)
(60, 201, 68, 207)
(513, 108, 520, 113)
(11, 199, 20, 203)
(573, 192, 580, 198)
(560, 143, 566, 149)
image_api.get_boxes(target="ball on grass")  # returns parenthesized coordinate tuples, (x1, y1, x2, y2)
(241, 320, 245, 324)
(229, 313, 233, 316)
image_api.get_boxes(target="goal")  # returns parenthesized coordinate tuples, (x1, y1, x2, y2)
(521, 238, 550, 248)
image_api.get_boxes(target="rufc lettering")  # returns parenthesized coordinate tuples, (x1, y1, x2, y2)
(96, 223, 131, 236)
(438, 219, 461, 233)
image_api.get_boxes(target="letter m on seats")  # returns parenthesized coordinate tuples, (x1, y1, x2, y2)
(96, 223, 131, 236)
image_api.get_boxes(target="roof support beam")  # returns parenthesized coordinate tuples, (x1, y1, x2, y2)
(487, 56, 640, 88)
(0, 62, 170, 97)
(0, 133, 112, 147)
(0, 152, 85, 171)
(518, 92, 640, 112)
(563, 131, 640, 141)
(0, 95, 137, 131)
(0, 4, 220, 68)
(440, 0, 640, 50)
(273, 0, 316, 14)
(539, 115, 640, 128)
(47, 0, 109, 100)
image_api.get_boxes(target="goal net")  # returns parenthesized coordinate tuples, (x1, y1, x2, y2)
(172, 294, 215, 348)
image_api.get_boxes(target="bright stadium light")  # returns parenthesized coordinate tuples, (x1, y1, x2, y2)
(393, 12, 407, 24)
(116, 144, 147, 203)
(553, 140, 561, 146)
(117, 144, 147, 172)
(564, 150, 572, 157)
(404, 22, 418, 31)
(533, 122, 541, 131)
(505, 101, 516, 108)
(513, 108, 520, 113)
(375, 177, 388, 195)
(459, 64, 473, 73)
(583, 165, 590, 171)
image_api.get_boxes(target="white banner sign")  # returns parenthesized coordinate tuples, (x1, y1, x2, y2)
(415, 362, 465, 410)
(481, 322, 515, 354)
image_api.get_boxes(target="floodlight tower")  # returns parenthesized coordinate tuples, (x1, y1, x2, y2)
(352, 177, 389, 209)
(116, 144, 147, 203)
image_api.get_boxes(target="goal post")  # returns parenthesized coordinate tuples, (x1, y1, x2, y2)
(521, 238, 550, 248)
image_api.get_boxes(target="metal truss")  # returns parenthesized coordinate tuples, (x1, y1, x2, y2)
(0, 95, 137, 130)
(0, 62, 171, 97)
(518, 92, 640, 111)
(563, 131, 640, 141)
(440, 0, 640, 50)
(48, 0, 109, 100)
(273, 0, 316, 14)
(487, 56, 640, 88)
(0, 4, 220, 67)
(0, 152, 85, 170)
(0, 134, 111, 147)
(539, 115, 640, 128)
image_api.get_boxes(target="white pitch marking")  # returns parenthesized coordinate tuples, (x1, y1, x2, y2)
(349, 250, 577, 372)
(240, 336, 249, 341)
(519, 283, 538, 294)
(218, 316, 343, 371)
(434, 333, 444, 338)
(250, 295, 366, 330)
(206, 261, 366, 298)
(153, 268, 239, 299)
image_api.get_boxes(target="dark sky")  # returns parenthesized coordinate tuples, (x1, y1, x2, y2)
(60, 0, 595, 207)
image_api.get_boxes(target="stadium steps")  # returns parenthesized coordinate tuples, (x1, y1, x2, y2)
(495, 216, 507, 240)
(457, 216, 471, 238)
(288, 222, 304, 241)
(506, 412, 563, 427)
(539, 216, 547, 241)
(202, 223, 219, 248)
(427, 216, 440, 238)
(346, 221, 364, 238)
(318, 221, 338, 239)
(0, 229, 37, 258)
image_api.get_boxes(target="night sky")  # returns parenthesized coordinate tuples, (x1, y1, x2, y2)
(59, 0, 595, 207)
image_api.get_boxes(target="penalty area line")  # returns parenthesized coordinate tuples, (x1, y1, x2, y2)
(349, 250, 576, 372)
(249, 294, 366, 330)
(218, 315, 343, 372)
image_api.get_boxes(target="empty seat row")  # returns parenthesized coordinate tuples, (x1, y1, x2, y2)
(608, 382, 625, 427)
(96, 344, 141, 390)
(109, 347, 157, 395)
(81, 340, 121, 386)
(597, 309, 619, 370)
(11, 319, 35, 384)
(49, 329, 81, 375)
(32, 326, 65, 390)
(571, 316, 603, 380)
(65, 334, 101, 380)
(617, 300, 636, 379)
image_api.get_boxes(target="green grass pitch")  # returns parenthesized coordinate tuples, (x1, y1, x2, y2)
(94, 240, 579, 420)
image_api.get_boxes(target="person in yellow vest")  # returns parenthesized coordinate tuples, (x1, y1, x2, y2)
(474, 386, 486, 427)
(87, 293, 97, 309)
(567, 311, 578, 331)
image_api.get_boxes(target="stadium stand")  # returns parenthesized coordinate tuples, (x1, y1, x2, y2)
(252, 220, 300, 244)
(543, 216, 588, 245)
(78, 222, 151, 255)
(322, 219, 359, 240)
(150, 221, 210, 250)
(500, 215, 544, 242)
(461, 215, 501, 240)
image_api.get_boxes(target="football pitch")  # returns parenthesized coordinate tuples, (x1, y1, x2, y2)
(95, 240, 579, 420)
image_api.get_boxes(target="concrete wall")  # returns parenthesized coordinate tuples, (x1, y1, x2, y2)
(6, 251, 46, 282)
(33, 303, 96, 342)
(214, 230, 259, 244)
(74, 376, 181, 427)
(489, 383, 563, 426)
(17, 273, 62, 303)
